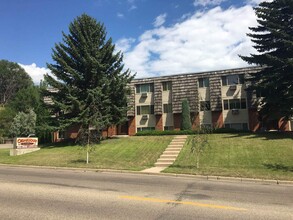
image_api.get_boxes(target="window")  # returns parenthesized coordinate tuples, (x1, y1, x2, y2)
(162, 82, 172, 91)
(136, 83, 154, 93)
(200, 124, 211, 129)
(164, 126, 174, 131)
(200, 101, 211, 111)
(137, 127, 155, 132)
(223, 99, 246, 110)
(224, 123, 248, 131)
(198, 78, 209, 88)
(163, 104, 172, 113)
(221, 74, 244, 86)
(136, 105, 154, 115)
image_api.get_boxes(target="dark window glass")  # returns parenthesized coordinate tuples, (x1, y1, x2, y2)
(229, 99, 240, 109)
(162, 82, 172, 91)
(241, 98, 246, 109)
(224, 100, 229, 110)
(136, 83, 154, 93)
(227, 75, 239, 85)
(200, 101, 210, 111)
(224, 124, 231, 128)
(136, 106, 140, 115)
(199, 78, 209, 88)
(239, 74, 245, 84)
(222, 76, 227, 86)
(163, 104, 172, 113)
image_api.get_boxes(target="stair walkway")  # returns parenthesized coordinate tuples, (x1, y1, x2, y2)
(142, 135, 187, 173)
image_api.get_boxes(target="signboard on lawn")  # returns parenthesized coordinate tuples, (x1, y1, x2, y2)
(14, 138, 38, 149)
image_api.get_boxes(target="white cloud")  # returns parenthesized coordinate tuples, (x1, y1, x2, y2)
(193, 0, 227, 7)
(115, 38, 136, 53)
(246, 0, 273, 5)
(119, 5, 259, 78)
(153, 13, 167, 28)
(129, 5, 137, 11)
(117, 13, 124, 18)
(19, 63, 50, 85)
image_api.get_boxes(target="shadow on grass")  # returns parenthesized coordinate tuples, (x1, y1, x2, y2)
(169, 164, 197, 169)
(222, 131, 293, 140)
(71, 159, 87, 164)
(263, 163, 293, 172)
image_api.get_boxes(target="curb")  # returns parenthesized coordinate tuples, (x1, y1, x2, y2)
(0, 163, 292, 185)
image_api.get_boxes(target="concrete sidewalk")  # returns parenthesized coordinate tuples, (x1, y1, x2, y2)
(0, 144, 13, 149)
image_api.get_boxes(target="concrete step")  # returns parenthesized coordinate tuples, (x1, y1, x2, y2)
(169, 142, 184, 146)
(160, 155, 177, 159)
(166, 147, 182, 151)
(155, 162, 172, 167)
(157, 158, 176, 163)
(163, 151, 180, 155)
(170, 141, 185, 144)
(168, 144, 184, 147)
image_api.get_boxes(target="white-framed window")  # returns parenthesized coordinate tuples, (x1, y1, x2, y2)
(163, 103, 172, 113)
(136, 83, 154, 93)
(162, 81, 172, 91)
(224, 123, 248, 130)
(221, 74, 244, 86)
(137, 127, 155, 132)
(164, 126, 174, 131)
(198, 77, 209, 88)
(200, 101, 211, 111)
(136, 105, 154, 115)
(223, 99, 246, 110)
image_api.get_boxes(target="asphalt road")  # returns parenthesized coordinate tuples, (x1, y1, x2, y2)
(0, 166, 292, 220)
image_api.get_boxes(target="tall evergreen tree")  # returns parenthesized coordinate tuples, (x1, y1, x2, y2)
(240, 0, 293, 119)
(181, 99, 192, 130)
(44, 14, 133, 142)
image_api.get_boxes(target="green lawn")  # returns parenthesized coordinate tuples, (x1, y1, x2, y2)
(164, 133, 293, 180)
(0, 136, 173, 171)
(0, 133, 292, 180)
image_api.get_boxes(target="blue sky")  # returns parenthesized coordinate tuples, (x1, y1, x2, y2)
(0, 0, 267, 83)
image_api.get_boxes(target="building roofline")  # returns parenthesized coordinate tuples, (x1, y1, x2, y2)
(133, 66, 261, 81)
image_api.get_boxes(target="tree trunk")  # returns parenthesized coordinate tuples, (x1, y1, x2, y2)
(86, 124, 90, 164)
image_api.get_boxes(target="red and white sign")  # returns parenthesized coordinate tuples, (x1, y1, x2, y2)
(14, 138, 38, 149)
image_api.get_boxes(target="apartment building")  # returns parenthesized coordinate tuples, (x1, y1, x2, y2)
(125, 66, 292, 135)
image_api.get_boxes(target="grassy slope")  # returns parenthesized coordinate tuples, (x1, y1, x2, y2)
(0, 136, 173, 171)
(164, 133, 293, 180)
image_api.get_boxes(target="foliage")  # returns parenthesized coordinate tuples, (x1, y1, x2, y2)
(189, 128, 212, 169)
(0, 60, 33, 106)
(181, 99, 192, 130)
(44, 14, 134, 145)
(0, 107, 16, 138)
(8, 86, 40, 113)
(240, 0, 293, 119)
(9, 109, 37, 137)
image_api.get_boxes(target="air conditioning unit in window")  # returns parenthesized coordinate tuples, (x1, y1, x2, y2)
(141, 115, 148, 120)
(232, 109, 239, 115)
(141, 92, 148, 98)
(229, 85, 237, 90)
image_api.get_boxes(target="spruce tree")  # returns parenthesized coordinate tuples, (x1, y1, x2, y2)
(44, 14, 133, 143)
(240, 0, 293, 119)
(181, 99, 192, 130)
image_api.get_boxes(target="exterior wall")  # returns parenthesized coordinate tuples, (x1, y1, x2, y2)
(128, 116, 136, 136)
(191, 112, 200, 130)
(173, 113, 181, 130)
(212, 111, 223, 128)
(155, 115, 163, 131)
(248, 109, 260, 132)
(221, 82, 249, 127)
(198, 87, 212, 126)
(279, 117, 290, 131)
